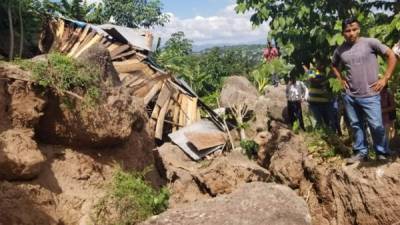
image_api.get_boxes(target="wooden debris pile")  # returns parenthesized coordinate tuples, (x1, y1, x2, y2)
(39, 18, 220, 140)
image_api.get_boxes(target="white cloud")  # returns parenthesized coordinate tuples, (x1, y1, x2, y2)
(152, 4, 269, 46)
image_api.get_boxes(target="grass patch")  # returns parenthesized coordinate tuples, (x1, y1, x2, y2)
(93, 168, 169, 225)
(14, 52, 101, 106)
(306, 127, 351, 160)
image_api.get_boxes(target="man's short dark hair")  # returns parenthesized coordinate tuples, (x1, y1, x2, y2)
(342, 17, 360, 31)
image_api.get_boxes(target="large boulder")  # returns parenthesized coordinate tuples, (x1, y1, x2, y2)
(37, 89, 145, 148)
(263, 84, 288, 122)
(141, 182, 312, 225)
(155, 143, 270, 206)
(32, 45, 145, 148)
(0, 129, 45, 180)
(219, 76, 259, 110)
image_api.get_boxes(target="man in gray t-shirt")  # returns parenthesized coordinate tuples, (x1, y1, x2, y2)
(331, 18, 397, 163)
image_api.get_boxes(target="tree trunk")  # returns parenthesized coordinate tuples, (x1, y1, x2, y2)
(7, 1, 14, 60)
(18, 0, 23, 57)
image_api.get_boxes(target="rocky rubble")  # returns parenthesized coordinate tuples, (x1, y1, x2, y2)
(257, 122, 400, 225)
(154, 143, 270, 206)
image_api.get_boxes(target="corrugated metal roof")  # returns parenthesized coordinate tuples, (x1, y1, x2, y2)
(97, 24, 153, 51)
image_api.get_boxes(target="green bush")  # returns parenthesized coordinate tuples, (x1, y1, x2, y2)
(240, 139, 259, 159)
(94, 168, 169, 225)
(15, 52, 101, 106)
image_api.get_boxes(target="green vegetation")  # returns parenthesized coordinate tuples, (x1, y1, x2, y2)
(240, 139, 259, 160)
(306, 128, 351, 160)
(94, 168, 169, 225)
(236, 0, 399, 73)
(250, 58, 294, 93)
(15, 52, 101, 106)
(155, 32, 267, 107)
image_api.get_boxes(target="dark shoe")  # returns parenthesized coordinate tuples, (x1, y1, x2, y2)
(346, 153, 368, 165)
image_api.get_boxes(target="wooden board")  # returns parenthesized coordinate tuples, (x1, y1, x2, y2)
(53, 19, 65, 49)
(110, 44, 131, 58)
(111, 49, 136, 60)
(68, 25, 90, 57)
(61, 27, 82, 53)
(172, 94, 182, 131)
(74, 34, 102, 58)
(70, 30, 96, 58)
(144, 81, 162, 105)
(156, 83, 172, 107)
(184, 131, 226, 151)
(178, 94, 187, 127)
(107, 43, 121, 52)
(155, 98, 171, 140)
(112, 59, 142, 73)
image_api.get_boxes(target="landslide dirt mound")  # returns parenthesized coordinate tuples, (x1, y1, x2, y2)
(257, 122, 400, 225)
(0, 60, 159, 225)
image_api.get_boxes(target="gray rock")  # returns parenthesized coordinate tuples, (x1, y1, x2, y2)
(219, 76, 259, 110)
(141, 182, 312, 225)
(155, 143, 270, 207)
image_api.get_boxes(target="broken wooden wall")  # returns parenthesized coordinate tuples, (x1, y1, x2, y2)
(41, 18, 202, 140)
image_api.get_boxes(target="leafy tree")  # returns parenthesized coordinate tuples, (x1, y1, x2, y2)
(102, 0, 169, 28)
(250, 58, 294, 93)
(58, 0, 96, 22)
(235, 0, 399, 73)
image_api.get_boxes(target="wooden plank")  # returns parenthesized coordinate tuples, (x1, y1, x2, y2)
(156, 83, 172, 107)
(189, 97, 198, 125)
(61, 27, 82, 53)
(71, 30, 96, 58)
(111, 49, 136, 61)
(151, 105, 161, 120)
(178, 94, 187, 127)
(53, 19, 65, 49)
(171, 93, 181, 131)
(107, 43, 121, 52)
(118, 73, 131, 82)
(110, 44, 131, 58)
(68, 25, 90, 57)
(155, 98, 171, 140)
(59, 24, 72, 50)
(184, 131, 226, 151)
(133, 84, 151, 97)
(74, 34, 102, 58)
(112, 59, 142, 73)
(144, 81, 162, 105)
(185, 96, 193, 125)
(103, 41, 112, 48)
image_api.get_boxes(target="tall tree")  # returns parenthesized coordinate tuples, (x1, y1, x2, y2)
(7, 0, 14, 60)
(102, 0, 169, 28)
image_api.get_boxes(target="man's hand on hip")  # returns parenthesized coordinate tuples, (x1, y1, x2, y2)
(371, 77, 388, 92)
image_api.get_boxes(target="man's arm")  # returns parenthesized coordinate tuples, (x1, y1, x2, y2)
(371, 47, 398, 92)
(331, 66, 349, 89)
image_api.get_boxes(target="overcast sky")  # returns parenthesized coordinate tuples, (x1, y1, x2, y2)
(87, 0, 269, 46)
(155, 1, 269, 46)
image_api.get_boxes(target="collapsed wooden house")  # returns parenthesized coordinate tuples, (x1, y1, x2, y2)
(39, 17, 222, 141)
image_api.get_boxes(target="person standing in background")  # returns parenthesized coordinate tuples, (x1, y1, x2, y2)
(286, 75, 308, 131)
(380, 85, 396, 149)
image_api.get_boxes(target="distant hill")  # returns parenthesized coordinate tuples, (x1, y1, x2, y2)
(197, 44, 265, 66)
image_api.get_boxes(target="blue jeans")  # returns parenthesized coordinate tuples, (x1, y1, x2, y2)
(309, 102, 336, 131)
(342, 94, 389, 156)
